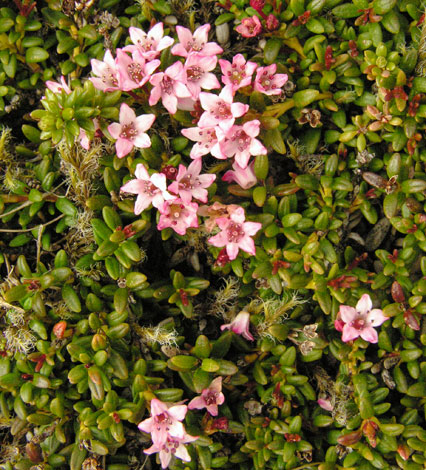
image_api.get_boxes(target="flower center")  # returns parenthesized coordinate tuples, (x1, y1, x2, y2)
(162, 76, 174, 94)
(187, 40, 205, 52)
(228, 64, 246, 85)
(227, 221, 244, 243)
(128, 62, 144, 82)
(187, 66, 203, 81)
(102, 70, 118, 87)
(142, 181, 158, 196)
(154, 412, 173, 432)
(214, 100, 232, 119)
(138, 37, 154, 52)
(180, 175, 194, 190)
(163, 437, 180, 454)
(205, 391, 219, 406)
(351, 316, 367, 330)
(261, 72, 274, 90)
(120, 124, 137, 140)
(234, 130, 251, 151)
(169, 204, 185, 225)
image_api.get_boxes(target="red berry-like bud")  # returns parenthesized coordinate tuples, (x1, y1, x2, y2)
(266, 14, 280, 31)
(162, 165, 178, 180)
(216, 248, 230, 267)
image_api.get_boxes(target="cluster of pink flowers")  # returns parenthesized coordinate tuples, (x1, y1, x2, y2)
(138, 398, 197, 468)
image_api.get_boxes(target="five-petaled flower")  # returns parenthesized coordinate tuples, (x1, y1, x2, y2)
(90, 50, 120, 92)
(125, 23, 174, 60)
(138, 398, 188, 446)
(208, 206, 261, 259)
(108, 103, 156, 158)
(253, 64, 288, 96)
(172, 24, 223, 58)
(168, 159, 216, 203)
(144, 433, 198, 469)
(188, 377, 225, 416)
(157, 199, 199, 235)
(219, 54, 258, 94)
(335, 294, 388, 343)
(221, 311, 254, 341)
(222, 160, 258, 189)
(235, 15, 262, 37)
(120, 164, 174, 214)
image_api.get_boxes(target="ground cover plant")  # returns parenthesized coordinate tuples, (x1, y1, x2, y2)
(1, 0, 426, 469)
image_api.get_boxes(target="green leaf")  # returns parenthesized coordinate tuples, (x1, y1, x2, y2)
(25, 47, 49, 63)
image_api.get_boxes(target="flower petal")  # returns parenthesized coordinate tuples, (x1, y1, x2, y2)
(360, 327, 379, 343)
(356, 294, 372, 314)
(339, 305, 358, 323)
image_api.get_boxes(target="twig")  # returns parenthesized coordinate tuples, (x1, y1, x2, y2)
(0, 200, 32, 220)
(36, 224, 44, 266)
(0, 213, 65, 233)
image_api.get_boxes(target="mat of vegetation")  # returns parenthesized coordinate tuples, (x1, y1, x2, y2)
(1, 0, 426, 469)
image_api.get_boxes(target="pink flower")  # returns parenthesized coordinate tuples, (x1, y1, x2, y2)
(220, 311, 254, 341)
(116, 49, 160, 91)
(235, 16, 262, 38)
(125, 23, 174, 60)
(149, 61, 192, 114)
(218, 120, 267, 169)
(181, 126, 224, 159)
(45, 76, 71, 94)
(253, 64, 288, 96)
(198, 87, 249, 132)
(222, 160, 257, 189)
(208, 206, 261, 259)
(120, 164, 175, 214)
(318, 398, 333, 411)
(219, 54, 258, 93)
(168, 159, 216, 203)
(144, 433, 198, 469)
(108, 103, 155, 158)
(90, 50, 120, 92)
(171, 24, 223, 58)
(188, 377, 225, 416)
(338, 294, 388, 343)
(157, 199, 199, 235)
(184, 53, 220, 100)
(79, 119, 100, 150)
(138, 398, 188, 446)
(266, 14, 280, 31)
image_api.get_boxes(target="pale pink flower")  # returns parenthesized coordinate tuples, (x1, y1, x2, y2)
(318, 398, 333, 412)
(253, 64, 288, 96)
(198, 202, 241, 233)
(338, 294, 388, 343)
(208, 206, 261, 259)
(220, 311, 254, 341)
(198, 87, 249, 132)
(144, 432, 198, 469)
(222, 160, 257, 189)
(108, 103, 155, 158)
(116, 49, 160, 91)
(235, 16, 262, 37)
(45, 76, 71, 94)
(171, 24, 223, 58)
(125, 23, 174, 60)
(79, 119, 100, 150)
(138, 398, 188, 446)
(168, 159, 216, 204)
(219, 54, 258, 93)
(149, 61, 192, 114)
(90, 50, 120, 92)
(181, 126, 224, 159)
(157, 199, 199, 235)
(218, 120, 267, 169)
(188, 377, 225, 416)
(184, 54, 220, 100)
(121, 164, 174, 214)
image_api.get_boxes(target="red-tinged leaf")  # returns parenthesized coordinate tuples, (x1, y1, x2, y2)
(391, 281, 405, 303)
(337, 430, 362, 446)
(403, 310, 420, 330)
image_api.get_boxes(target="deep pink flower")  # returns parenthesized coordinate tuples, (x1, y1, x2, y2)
(198, 87, 249, 132)
(168, 159, 216, 203)
(208, 206, 261, 259)
(45, 76, 71, 94)
(338, 294, 388, 343)
(108, 103, 155, 158)
(184, 53, 220, 100)
(181, 126, 224, 159)
(188, 377, 225, 416)
(254, 64, 288, 96)
(266, 14, 280, 31)
(157, 199, 199, 235)
(235, 16, 262, 38)
(219, 54, 258, 93)
(144, 432, 198, 469)
(90, 50, 120, 92)
(120, 164, 175, 214)
(149, 61, 192, 114)
(220, 311, 254, 340)
(218, 120, 267, 169)
(116, 49, 160, 91)
(125, 23, 174, 60)
(171, 24, 223, 58)
(138, 398, 188, 446)
(222, 160, 257, 189)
